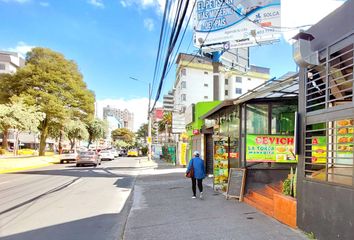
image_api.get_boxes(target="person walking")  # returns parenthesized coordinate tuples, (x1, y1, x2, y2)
(186, 151, 206, 199)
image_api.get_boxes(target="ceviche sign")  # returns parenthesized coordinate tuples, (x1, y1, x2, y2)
(246, 134, 297, 163)
(194, 0, 281, 49)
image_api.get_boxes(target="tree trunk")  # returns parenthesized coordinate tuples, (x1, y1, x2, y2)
(58, 127, 64, 155)
(2, 128, 9, 150)
(39, 119, 49, 156)
(70, 139, 75, 150)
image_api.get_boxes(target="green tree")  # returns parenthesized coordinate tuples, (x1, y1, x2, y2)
(86, 118, 107, 148)
(0, 97, 45, 153)
(2, 48, 95, 155)
(158, 112, 172, 142)
(111, 128, 134, 144)
(136, 123, 156, 140)
(64, 119, 89, 150)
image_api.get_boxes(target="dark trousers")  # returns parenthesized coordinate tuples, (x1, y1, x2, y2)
(191, 178, 203, 196)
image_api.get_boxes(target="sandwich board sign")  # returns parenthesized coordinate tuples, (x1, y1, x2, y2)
(226, 168, 246, 201)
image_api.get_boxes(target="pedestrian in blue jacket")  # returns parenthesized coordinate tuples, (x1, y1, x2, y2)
(186, 151, 206, 199)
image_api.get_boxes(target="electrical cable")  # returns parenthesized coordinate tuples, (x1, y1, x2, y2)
(150, 0, 191, 112)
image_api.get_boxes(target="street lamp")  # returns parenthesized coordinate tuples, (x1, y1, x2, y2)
(129, 77, 152, 161)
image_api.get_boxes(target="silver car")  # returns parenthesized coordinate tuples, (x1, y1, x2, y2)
(76, 151, 101, 167)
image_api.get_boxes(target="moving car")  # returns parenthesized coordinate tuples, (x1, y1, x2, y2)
(76, 151, 101, 167)
(127, 149, 139, 157)
(60, 149, 78, 164)
(118, 149, 127, 157)
(99, 150, 115, 161)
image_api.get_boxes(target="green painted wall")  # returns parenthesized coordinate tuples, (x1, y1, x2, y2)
(186, 101, 221, 159)
(186, 101, 221, 136)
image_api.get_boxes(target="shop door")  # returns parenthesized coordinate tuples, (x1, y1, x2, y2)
(205, 134, 213, 174)
(192, 135, 202, 155)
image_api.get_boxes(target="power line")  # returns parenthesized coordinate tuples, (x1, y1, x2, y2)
(150, 0, 191, 112)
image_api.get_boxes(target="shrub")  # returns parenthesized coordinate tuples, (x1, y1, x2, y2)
(0, 149, 6, 155)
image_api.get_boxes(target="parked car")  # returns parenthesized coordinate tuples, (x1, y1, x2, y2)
(118, 149, 127, 157)
(76, 151, 101, 167)
(60, 149, 78, 163)
(127, 149, 139, 157)
(99, 150, 115, 161)
(110, 149, 119, 158)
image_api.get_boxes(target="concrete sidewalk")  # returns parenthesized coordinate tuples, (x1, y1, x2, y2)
(123, 161, 307, 240)
(0, 155, 59, 174)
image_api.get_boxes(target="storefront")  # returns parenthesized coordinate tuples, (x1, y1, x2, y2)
(185, 101, 221, 168)
(201, 75, 299, 192)
(293, 1, 354, 239)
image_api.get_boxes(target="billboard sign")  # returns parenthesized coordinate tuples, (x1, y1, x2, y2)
(194, 0, 281, 49)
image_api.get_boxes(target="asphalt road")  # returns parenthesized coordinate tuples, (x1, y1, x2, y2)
(0, 157, 144, 240)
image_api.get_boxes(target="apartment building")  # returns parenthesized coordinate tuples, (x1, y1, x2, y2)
(103, 106, 134, 131)
(173, 53, 270, 113)
(0, 50, 25, 74)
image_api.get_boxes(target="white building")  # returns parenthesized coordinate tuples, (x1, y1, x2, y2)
(173, 53, 270, 113)
(0, 51, 25, 74)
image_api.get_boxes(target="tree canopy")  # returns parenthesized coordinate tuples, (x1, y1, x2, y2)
(0, 47, 95, 155)
(86, 118, 107, 147)
(64, 119, 89, 149)
(111, 128, 135, 144)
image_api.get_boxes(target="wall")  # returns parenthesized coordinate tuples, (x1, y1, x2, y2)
(297, 1, 354, 239)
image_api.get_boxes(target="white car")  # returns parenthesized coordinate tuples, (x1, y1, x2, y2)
(99, 150, 115, 161)
(60, 149, 78, 163)
(110, 149, 119, 158)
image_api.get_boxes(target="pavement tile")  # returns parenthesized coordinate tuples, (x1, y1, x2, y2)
(123, 161, 307, 240)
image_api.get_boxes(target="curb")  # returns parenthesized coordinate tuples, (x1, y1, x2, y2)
(0, 157, 59, 174)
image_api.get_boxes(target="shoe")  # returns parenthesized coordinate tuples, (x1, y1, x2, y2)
(200, 192, 203, 199)
(192, 196, 196, 199)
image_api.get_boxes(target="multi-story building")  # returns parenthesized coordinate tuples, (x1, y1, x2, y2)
(102, 106, 134, 131)
(162, 90, 175, 112)
(173, 53, 270, 113)
(0, 50, 25, 74)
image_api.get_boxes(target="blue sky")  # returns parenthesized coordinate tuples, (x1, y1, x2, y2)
(0, 0, 344, 129)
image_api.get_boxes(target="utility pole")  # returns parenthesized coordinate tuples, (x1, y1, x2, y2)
(129, 77, 152, 161)
(148, 82, 152, 161)
(212, 51, 222, 100)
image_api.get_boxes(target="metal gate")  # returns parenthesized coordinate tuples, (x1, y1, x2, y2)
(205, 134, 214, 174)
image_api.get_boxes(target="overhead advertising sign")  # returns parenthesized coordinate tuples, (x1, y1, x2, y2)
(194, 0, 281, 50)
(172, 112, 186, 134)
(185, 104, 195, 125)
(246, 134, 297, 163)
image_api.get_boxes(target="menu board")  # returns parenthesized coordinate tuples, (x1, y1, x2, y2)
(213, 140, 229, 192)
(226, 168, 246, 201)
(336, 119, 354, 164)
(311, 136, 327, 163)
(246, 134, 297, 163)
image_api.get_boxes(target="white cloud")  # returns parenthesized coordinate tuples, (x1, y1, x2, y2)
(281, 0, 344, 43)
(1, 0, 30, 3)
(88, 0, 104, 8)
(144, 18, 155, 31)
(7, 41, 35, 58)
(39, 1, 49, 7)
(120, 0, 165, 13)
(96, 98, 162, 131)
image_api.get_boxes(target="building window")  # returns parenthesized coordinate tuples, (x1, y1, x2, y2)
(181, 81, 186, 89)
(271, 104, 297, 135)
(181, 68, 186, 76)
(0, 63, 5, 70)
(204, 83, 208, 87)
(204, 71, 208, 75)
(246, 104, 269, 134)
(235, 88, 242, 94)
(236, 76, 242, 83)
(181, 94, 186, 101)
(225, 90, 229, 96)
(225, 79, 229, 85)
(204, 96, 208, 99)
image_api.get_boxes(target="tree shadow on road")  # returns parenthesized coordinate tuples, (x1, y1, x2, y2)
(0, 214, 123, 240)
